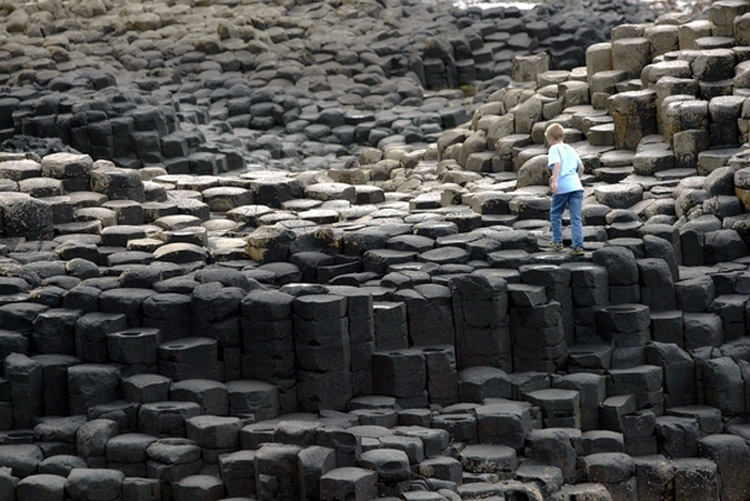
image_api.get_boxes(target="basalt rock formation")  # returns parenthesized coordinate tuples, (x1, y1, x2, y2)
(6, 0, 750, 501)
(0, 0, 653, 173)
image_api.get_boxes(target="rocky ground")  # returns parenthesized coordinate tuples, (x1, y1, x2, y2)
(0, 0, 653, 173)
(5, 0, 750, 500)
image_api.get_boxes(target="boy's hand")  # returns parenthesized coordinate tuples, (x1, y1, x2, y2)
(550, 179, 558, 195)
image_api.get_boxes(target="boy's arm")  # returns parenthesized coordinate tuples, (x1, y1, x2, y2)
(550, 162, 561, 194)
(577, 159, 584, 177)
(548, 146, 561, 194)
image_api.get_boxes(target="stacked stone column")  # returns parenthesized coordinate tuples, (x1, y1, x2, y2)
(106, 327, 162, 377)
(5, 353, 44, 428)
(562, 263, 610, 346)
(520, 264, 574, 345)
(450, 273, 511, 372)
(510, 299, 567, 373)
(142, 293, 191, 343)
(372, 302, 408, 351)
(597, 304, 652, 370)
(592, 246, 641, 306)
(240, 290, 297, 413)
(191, 283, 245, 381)
(373, 349, 427, 408)
(393, 284, 454, 347)
(422, 345, 459, 407)
(157, 337, 222, 382)
(293, 294, 352, 412)
(609, 90, 658, 150)
(329, 286, 376, 398)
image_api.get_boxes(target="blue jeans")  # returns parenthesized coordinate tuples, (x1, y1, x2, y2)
(551, 190, 583, 248)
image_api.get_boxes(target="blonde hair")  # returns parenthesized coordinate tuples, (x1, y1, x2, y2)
(545, 123, 564, 141)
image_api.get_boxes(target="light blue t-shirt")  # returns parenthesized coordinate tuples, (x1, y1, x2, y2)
(548, 143, 583, 194)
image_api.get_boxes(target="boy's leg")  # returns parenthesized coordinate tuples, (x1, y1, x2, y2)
(550, 193, 568, 245)
(569, 190, 584, 248)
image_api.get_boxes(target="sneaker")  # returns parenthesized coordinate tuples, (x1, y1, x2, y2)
(569, 246, 585, 256)
(550, 241, 564, 251)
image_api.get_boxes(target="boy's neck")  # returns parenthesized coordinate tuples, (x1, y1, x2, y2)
(549, 139, 563, 146)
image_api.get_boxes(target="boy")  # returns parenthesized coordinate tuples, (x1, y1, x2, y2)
(545, 123, 584, 256)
